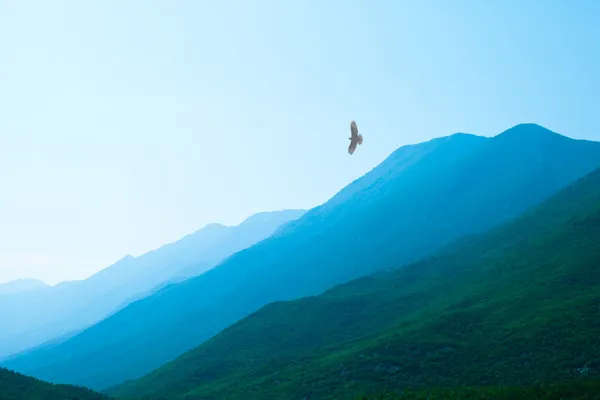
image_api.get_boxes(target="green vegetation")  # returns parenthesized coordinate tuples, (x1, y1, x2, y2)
(10, 124, 600, 391)
(0, 368, 109, 400)
(111, 166, 600, 400)
(359, 379, 600, 399)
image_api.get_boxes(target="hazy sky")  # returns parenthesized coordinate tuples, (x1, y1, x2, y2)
(1, 0, 599, 284)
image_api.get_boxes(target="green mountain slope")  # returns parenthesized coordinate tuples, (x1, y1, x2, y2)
(111, 166, 600, 400)
(360, 380, 600, 399)
(0, 368, 108, 400)
(7, 124, 600, 391)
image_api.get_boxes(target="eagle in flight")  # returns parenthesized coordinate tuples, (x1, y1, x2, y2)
(348, 120, 363, 155)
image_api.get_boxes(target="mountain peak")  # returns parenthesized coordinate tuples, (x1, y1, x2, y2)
(198, 222, 228, 231)
(0, 279, 48, 295)
(239, 209, 306, 226)
(11, 122, 600, 391)
(496, 123, 563, 140)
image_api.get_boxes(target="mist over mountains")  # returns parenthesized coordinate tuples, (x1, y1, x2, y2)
(0, 279, 48, 296)
(0, 209, 305, 359)
(112, 144, 600, 400)
(4, 123, 600, 396)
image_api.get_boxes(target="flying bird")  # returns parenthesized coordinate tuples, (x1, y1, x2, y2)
(348, 120, 363, 155)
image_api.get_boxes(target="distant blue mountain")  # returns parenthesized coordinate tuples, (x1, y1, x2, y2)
(0, 279, 48, 296)
(5, 123, 600, 391)
(0, 209, 305, 359)
(112, 158, 600, 400)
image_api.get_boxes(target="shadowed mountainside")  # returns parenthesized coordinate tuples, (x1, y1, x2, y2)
(111, 165, 600, 400)
(6, 123, 600, 391)
(0, 367, 110, 400)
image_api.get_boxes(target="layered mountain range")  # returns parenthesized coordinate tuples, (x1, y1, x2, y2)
(0, 209, 305, 359)
(4, 123, 600, 397)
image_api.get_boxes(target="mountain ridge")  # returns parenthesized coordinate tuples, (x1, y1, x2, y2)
(0, 367, 109, 400)
(6, 123, 600, 391)
(0, 209, 305, 359)
(111, 165, 600, 400)
(0, 279, 48, 296)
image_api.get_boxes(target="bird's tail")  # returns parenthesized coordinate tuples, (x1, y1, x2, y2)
(357, 134, 363, 145)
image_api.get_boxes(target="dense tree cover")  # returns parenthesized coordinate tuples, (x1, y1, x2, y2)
(0, 368, 109, 400)
(110, 166, 600, 400)
(10, 124, 600, 392)
(359, 379, 600, 399)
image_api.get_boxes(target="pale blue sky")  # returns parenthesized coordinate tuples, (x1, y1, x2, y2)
(1, 0, 599, 284)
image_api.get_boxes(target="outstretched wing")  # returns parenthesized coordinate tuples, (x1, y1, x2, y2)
(350, 120, 358, 139)
(348, 139, 357, 155)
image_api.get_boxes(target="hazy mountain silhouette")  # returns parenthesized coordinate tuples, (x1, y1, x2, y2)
(0, 209, 304, 359)
(6, 123, 600, 390)
(110, 165, 600, 400)
(0, 279, 48, 296)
